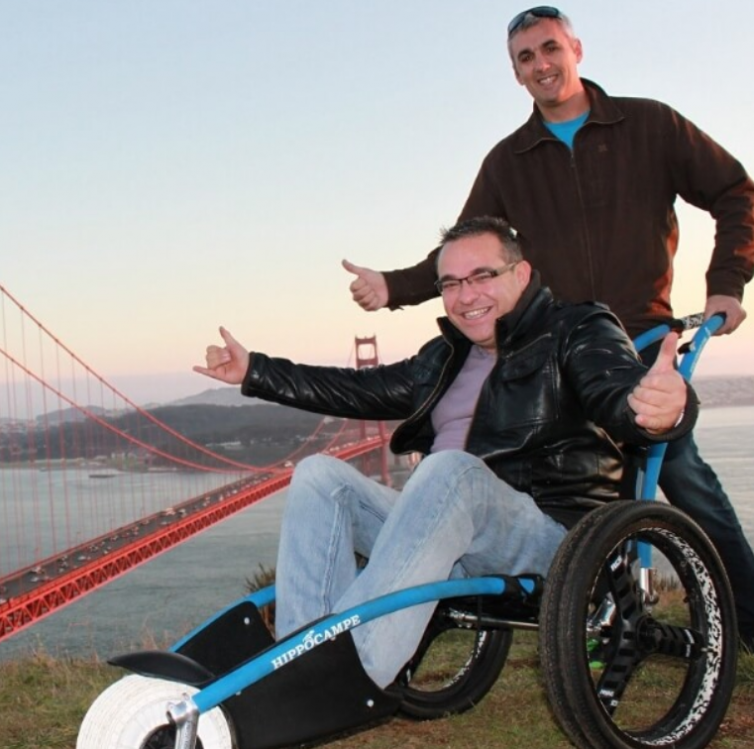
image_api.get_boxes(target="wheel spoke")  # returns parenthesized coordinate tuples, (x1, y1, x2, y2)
(636, 618, 706, 660)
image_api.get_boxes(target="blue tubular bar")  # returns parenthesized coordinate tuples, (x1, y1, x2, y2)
(631, 311, 718, 358)
(677, 314, 724, 380)
(638, 314, 724, 502)
(633, 315, 723, 567)
(249, 583, 277, 609)
(192, 575, 513, 713)
(170, 585, 277, 652)
(632, 323, 672, 354)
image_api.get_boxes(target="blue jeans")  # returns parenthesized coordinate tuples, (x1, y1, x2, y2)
(660, 432, 754, 637)
(275, 451, 567, 687)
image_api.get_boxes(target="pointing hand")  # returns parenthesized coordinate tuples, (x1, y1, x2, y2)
(342, 259, 389, 311)
(193, 327, 249, 385)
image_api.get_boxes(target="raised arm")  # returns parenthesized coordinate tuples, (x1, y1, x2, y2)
(194, 327, 415, 421)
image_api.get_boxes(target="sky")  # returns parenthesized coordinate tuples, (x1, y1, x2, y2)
(2, 0, 753, 406)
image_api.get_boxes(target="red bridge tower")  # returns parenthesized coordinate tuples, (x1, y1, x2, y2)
(354, 335, 391, 487)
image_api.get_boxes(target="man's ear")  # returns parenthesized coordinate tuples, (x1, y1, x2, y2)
(515, 260, 532, 287)
(572, 37, 583, 64)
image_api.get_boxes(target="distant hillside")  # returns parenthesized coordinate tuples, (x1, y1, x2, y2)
(137, 402, 334, 462)
(167, 386, 259, 408)
(16, 402, 340, 466)
(31, 405, 110, 425)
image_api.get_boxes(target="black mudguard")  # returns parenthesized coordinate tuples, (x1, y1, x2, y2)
(108, 649, 215, 685)
(223, 631, 401, 749)
(108, 599, 274, 683)
(176, 599, 275, 676)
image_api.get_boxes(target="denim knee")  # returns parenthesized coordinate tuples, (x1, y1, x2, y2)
(289, 454, 344, 492)
(409, 450, 486, 485)
(293, 453, 343, 480)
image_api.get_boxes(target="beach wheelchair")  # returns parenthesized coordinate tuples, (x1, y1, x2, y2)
(77, 314, 738, 749)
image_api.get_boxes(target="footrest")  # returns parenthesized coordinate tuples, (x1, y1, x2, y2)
(442, 574, 544, 621)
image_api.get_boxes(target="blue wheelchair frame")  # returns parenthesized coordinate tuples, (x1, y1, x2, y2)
(94, 314, 732, 749)
(632, 314, 723, 579)
(632, 313, 723, 502)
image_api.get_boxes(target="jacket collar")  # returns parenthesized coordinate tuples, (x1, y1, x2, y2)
(437, 272, 551, 353)
(510, 78, 625, 154)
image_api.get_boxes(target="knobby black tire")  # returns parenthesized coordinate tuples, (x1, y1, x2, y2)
(398, 608, 513, 720)
(540, 501, 737, 749)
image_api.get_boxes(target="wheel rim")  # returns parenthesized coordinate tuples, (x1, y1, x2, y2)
(140, 725, 205, 749)
(586, 525, 725, 743)
(403, 626, 490, 694)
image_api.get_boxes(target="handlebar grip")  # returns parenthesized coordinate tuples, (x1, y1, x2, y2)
(634, 313, 726, 354)
(673, 311, 727, 331)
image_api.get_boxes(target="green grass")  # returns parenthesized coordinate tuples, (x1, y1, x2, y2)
(0, 652, 115, 749)
(2, 636, 753, 749)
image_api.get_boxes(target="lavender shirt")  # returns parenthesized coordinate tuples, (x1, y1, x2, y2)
(431, 346, 496, 453)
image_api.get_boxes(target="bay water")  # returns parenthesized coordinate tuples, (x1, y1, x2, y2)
(1, 405, 752, 661)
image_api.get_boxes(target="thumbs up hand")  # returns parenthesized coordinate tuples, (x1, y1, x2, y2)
(342, 259, 389, 311)
(627, 333, 687, 434)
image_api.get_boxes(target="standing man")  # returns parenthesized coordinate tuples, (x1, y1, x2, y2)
(342, 7, 754, 648)
(195, 216, 693, 688)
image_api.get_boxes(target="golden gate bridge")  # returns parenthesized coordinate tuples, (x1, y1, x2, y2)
(0, 283, 392, 643)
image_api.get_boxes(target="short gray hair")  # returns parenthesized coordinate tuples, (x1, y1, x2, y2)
(507, 7, 576, 57)
(439, 216, 523, 263)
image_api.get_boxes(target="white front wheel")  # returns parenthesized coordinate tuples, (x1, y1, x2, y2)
(76, 674, 233, 749)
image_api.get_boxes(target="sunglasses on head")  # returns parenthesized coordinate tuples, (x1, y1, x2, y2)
(507, 6, 564, 38)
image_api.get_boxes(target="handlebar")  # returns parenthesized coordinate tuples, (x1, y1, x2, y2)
(632, 312, 726, 355)
(633, 313, 725, 501)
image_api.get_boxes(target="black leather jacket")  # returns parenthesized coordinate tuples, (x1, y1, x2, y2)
(243, 279, 696, 526)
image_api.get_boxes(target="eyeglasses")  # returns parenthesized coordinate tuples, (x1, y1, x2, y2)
(507, 6, 564, 38)
(435, 263, 519, 295)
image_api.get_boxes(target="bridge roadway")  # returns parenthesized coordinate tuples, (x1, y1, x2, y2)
(0, 436, 390, 642)
(0, 472, 274, 606)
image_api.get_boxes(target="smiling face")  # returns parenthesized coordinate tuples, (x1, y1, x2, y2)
(508, 17, 587, 122)
(437, 232, 531, 353)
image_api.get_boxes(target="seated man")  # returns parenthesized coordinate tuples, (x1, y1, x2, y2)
(194, 216, 695, 689)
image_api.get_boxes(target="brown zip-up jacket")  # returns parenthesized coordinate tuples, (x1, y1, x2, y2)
(383, 80, 754, 338)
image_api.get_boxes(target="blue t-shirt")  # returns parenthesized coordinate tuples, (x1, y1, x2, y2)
(544, 110, 589, 149)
